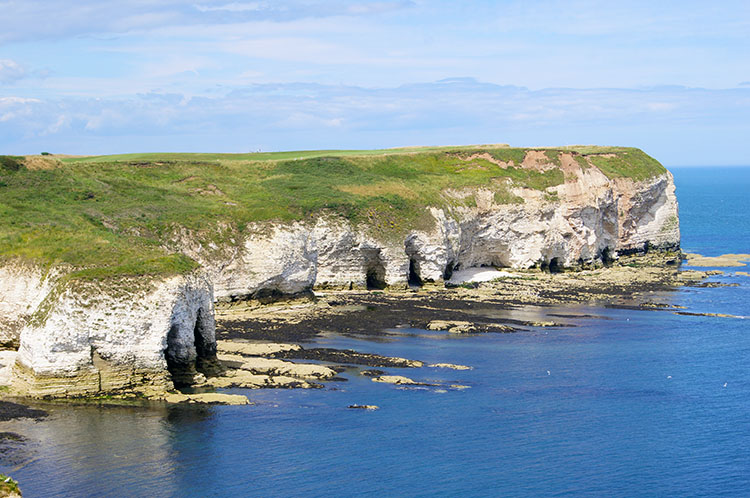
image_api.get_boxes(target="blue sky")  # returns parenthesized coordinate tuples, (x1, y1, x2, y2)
(1, 0, 749, 165)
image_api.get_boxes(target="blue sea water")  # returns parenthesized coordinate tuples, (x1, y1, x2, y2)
(3, 167, 750, 497)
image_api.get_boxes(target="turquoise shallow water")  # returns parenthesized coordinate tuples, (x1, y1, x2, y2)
(3, 167, 750, 497)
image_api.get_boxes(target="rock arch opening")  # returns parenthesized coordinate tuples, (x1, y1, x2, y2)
(548, 257, 562, 273)
(165, 323, 192, 388)
(193, 308, 220, 376)
(541, 257, 563, 273)
(443, 261, 456, 281)
(365, 262, 387, 290)
(408, 259, 423, 287)
(165, 307, 218, 388)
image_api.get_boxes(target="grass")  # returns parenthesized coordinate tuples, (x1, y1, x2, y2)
(0, 145, 667, 280)
(0, 474, 20, 496)
(587, 150, 666, 181)
(0, 156, 24, 173)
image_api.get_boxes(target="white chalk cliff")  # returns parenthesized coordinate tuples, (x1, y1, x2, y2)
(10, 273, 217, 397)
(1, 154, 680, 397)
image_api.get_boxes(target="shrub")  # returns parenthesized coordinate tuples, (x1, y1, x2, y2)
(0, 156, 23, 172)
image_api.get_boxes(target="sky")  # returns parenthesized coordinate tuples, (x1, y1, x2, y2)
(1, 0, 749, 165)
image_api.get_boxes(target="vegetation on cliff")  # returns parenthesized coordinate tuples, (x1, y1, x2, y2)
(0, 474, 20, 497)
(0, 145, 666, 280)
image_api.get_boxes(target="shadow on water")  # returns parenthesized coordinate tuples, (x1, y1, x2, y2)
(0, 401, 217, 497)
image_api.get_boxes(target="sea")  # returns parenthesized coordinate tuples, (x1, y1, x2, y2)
(2, 167, 750, 497)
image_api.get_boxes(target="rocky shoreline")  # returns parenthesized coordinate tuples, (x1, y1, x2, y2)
(216, 252, 695, 343)
(0, 152, 682, 401)
(183, 251, 712, 398)
(0, 251, 731, 407)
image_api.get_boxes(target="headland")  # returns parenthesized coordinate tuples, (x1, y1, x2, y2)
(0, 145, 682, 401)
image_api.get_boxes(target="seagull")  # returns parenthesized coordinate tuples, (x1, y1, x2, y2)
(723, 382, 728, 388)
(667, 375, 672, 379)
(547, 370, 551, 376)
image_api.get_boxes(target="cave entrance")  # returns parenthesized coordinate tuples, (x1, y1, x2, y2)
(365, 261, 387, 290)
(192, 308, 219, 376)
(443, 261, 455, 281)
(165, 323, 192, 388)
(548, 257, 562, 273)
(165, 308, 217, 388)
(408, 259, 423, 287)
(540, 257, 563, 273)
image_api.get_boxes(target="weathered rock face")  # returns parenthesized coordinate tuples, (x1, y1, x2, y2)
(615, 172, 680, 253)
(0, 262, 61, 348)
(11, 272, 216, 397)
(177, 218, 411, 294)
(1, 157, 680, 398)
(176, 163, 680, 293)
(212, 223, 318, 300)
(405, 208, 460, 282)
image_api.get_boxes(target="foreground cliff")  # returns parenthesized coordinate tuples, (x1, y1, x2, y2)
(0, 145, 679, 397)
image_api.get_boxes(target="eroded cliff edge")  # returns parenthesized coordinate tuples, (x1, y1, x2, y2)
(0, 146, 680, 398)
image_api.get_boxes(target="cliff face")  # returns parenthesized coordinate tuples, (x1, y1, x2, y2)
(0, 148, 680, 397)
(11, 273, 216, 397)
(174, 160, 679, 297)
(0, 263, 62, 348)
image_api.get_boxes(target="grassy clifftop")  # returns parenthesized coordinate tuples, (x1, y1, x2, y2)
(0, 145, 666, 280)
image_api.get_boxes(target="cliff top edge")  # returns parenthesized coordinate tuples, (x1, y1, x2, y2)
(0, 145, 669, 280)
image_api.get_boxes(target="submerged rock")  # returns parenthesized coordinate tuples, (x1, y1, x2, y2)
(359, 369, 386, 377)
(425, 319, 515, 333)
(372, 375, 424, 386)
(426, 320, 477, 333)
(161, 392, 250, 405)
(274, 347, 423, 368)
(207, 370, 322, 389)
(527, 320, 560, 327)
(348, 404, 379, 410)
(685, 253, 750, 267)
(428, 363, 472, 371)
(217, 354, 337, 380)
(216, 341, 301, 357)
(687, 282, 739, 288)
(674, 311, 744, 319)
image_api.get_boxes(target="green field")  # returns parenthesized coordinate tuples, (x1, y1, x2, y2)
(0, 145, 666, 280)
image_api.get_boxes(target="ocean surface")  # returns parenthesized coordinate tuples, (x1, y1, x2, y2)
(3, 166, 750, 497)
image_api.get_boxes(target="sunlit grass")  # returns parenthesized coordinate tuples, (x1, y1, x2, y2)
(0, 145, 666, 280)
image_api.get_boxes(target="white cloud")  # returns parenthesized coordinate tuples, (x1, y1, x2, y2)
(0, 59, 26, 83)
(345, 2, 415, 15)
(194, 2, 266, 13)
(0, 96, 41, 106)
(0, 0, 416, 42)
(1, 80, 748, 165)
(43, 114, 69, 135)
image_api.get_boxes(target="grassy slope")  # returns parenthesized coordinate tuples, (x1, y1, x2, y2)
(0, 145, 666, 280)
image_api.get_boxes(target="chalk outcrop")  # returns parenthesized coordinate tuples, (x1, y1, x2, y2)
(10, 272, 217, 398)
(178, 159, 679, 294)
(0, 151, 680, 398)
(0, 263, 61, 348)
